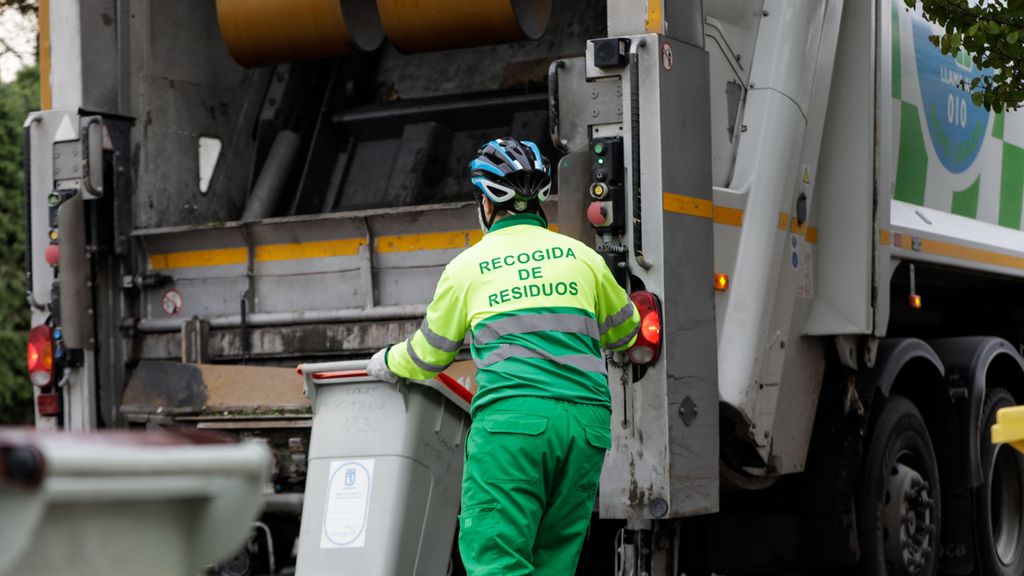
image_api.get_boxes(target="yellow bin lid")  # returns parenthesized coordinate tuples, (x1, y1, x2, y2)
(992, 406, 1024, 454)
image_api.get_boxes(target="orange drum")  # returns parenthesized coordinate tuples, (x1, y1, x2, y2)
(216, 0, 384, 67)
(376, 0, 552, 53)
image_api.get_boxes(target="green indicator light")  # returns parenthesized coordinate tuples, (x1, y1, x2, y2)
(597, 158, 605, 165)
(48, 194, 59, 207)
(594, 143, 605, 155)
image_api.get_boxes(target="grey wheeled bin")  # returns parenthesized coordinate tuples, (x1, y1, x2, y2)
(295, 359, 473, 576)
(0, 428, 270, 576)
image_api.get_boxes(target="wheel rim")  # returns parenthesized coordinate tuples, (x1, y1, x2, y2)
(990, 443, 1024, 566)
(883, 460, 936, 576)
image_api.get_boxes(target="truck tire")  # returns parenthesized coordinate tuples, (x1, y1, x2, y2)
(859, 395, 941, 576)
(975, 387, 1024, 576)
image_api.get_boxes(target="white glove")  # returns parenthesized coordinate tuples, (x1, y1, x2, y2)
(367, 347, 399, 384)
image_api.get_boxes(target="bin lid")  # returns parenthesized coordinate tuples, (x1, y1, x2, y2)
(0, 428, 251, 489)
(0, 427, 234, 448)
(297, 359, 474, 415)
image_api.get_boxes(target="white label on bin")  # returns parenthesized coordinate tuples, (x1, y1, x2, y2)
(320, 459, 374, 549)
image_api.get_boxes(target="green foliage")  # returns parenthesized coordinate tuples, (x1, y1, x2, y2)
(908, 0, 1024, 112)
(0, 66, 38, 424)
(0, 332, 31, 424)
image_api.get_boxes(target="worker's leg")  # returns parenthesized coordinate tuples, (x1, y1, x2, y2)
(531, 403, 611, 575)
(458, 397, 565, 576)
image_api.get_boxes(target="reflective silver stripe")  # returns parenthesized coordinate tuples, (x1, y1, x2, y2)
(600, 301, 636, 335)
(476, 344, 607, 375)
(605, 324, 640, 351)
(405, 338, 451, 373)
(472, 313, 600, 346)
(419, 319, 462, 353)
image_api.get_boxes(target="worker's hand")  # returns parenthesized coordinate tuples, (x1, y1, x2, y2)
(367, 346, 400, 384)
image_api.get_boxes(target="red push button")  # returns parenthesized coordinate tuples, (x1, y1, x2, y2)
(588, 201, 608, 226)
(44, 244, 60, 267)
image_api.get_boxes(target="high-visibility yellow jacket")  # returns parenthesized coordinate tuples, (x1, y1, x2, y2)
(386, 213, 640, 416)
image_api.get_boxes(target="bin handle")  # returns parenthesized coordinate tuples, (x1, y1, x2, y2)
(436, 372, 474, 404)
(311, 369, 368, 380)
(296, 361, 474, 412)
(304, 369, 473, 403)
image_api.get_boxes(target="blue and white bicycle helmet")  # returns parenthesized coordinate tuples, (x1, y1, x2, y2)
(469, 137, 551, 229)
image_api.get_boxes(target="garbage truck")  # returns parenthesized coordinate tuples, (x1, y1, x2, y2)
(21, 0, 1024, 574)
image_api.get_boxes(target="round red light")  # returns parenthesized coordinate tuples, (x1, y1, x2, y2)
(641, 311, 661, 345)
(27, 325, 53, 386)
(627, 290, 662, 365)
(27, 342, 40, 372)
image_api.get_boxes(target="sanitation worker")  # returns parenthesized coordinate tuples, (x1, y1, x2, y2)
(367, 137, 640, 575)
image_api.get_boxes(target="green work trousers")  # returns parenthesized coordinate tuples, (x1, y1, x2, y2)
(458, 396, 612, 575)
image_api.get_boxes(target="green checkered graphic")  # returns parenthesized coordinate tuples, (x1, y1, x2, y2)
(951, 176, 979, 218)
(891, 0, 1024, 230)
(895, 102, 928, 206)
(1000, 144, 1024, 229)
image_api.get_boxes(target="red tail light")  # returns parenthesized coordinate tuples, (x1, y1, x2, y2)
(27, 325, 53, 387)
(641, 310, 661, 345)
(628, 291, 662, 365)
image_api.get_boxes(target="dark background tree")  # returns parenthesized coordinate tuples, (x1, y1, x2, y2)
(908, 0, 1023, 111)
(0, 1, 36, 424)
(0, 65, 37, 424)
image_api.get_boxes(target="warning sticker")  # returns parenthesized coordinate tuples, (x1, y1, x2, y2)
(161, 289, 183, 316)
(321, 459, 374, 549)
(661, 42, 674, 71)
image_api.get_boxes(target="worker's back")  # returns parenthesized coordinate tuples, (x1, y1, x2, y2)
(443, 213, 637, 415)
(381, 138, 638, 416)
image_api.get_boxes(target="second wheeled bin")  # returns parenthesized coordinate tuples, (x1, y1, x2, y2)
(0, 429, 269, 576)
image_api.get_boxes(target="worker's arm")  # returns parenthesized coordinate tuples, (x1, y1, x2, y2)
(385, 267, 468, 380)
(594, 257, 640, 352)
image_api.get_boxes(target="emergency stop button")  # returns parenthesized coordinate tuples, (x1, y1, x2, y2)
(44, 244, 60, 267)
(588, 201, 611, 227)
